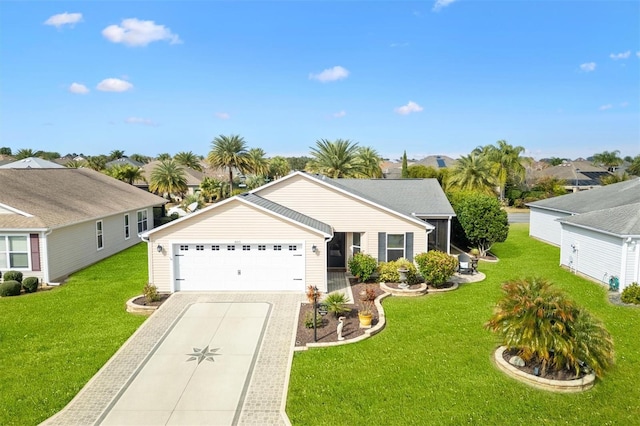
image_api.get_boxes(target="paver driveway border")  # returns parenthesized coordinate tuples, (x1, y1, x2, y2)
(42, 292, 305, 426)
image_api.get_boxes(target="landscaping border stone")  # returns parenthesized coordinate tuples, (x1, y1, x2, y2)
(379, 282, 427, 296)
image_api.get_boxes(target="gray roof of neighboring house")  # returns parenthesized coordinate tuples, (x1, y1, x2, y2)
(527, 177, 640, 214)
(0, 157, 65, 169)
(415, 155, 458, 169)
(240, 193, 332, 236)
(558, 202, 640, 237)
(106, 157, 144, 168)
(325, 177, 456, 217)
(0, 168, 166, 229)
(533, 160, 611, 186)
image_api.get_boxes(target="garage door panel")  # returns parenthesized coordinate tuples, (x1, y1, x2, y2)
(174, 243, 305, 291)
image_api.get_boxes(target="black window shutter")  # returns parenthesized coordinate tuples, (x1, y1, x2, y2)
(378, 232, 386, 262)
(405, 232, 414, 261)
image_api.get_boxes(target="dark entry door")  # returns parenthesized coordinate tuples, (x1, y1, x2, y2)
(328, 232, 345, 268)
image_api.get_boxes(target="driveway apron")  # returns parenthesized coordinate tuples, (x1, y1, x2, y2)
(42, 292, 304, 426)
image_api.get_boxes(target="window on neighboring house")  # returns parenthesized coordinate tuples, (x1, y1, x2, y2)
(124, 214, 130, 240)
(387, 234, 404, 261)
(0, 235, 29, 269)
(96, 221, 104, 250)
(352, 232, 362, 255)
(137, 210, 148, 234)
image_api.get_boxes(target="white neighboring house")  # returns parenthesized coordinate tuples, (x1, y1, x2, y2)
(528, 178, 640, 291)
(0, 169, 166, 284)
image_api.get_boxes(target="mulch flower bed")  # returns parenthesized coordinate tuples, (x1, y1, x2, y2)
(501, 348, 589, 381)
(131, 293, 171, 307)
(295, 282, 384, 347)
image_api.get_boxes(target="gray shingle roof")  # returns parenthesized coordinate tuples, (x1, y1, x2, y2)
(240, 193, 332, 236)
(558, 202, 640, 236)
(527, 177, 640, 214)
(0, 168, 167, 229)
(324, 177, 456, 217)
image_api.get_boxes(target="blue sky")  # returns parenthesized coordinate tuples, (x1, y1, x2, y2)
(1, 1, 639, 161)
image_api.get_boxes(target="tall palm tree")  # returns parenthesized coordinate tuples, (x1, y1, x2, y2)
(207, 134, 249, 195)
(109, 150, 125, 161)
(105, 164, 145, 185)
(156, 152, 172, 161)
(86, 155, 107, 171)
(447, 153, 497, 195)
(268, 156, 290, 180)
(14, 148, 41, 160)
(149, 159, 188, 199)
(307, 139, 361, 178)
(477, 140, 528, 200)
(174, 151, 203, 171)
(246, 148, 269, 177)
(592, 150, 622, 170)
(357, 146, 383, 178)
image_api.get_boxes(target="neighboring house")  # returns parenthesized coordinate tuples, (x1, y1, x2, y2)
(528, 178, 640, 291)
(106, 157, 144, 168)
(136, 161, 204, 197)
(142, 171, 455, 293)
(415, 155, 458, 170)
(0, 157, 65, 169)
(0, 169, 166, 283)
(532, 160, 612, 192)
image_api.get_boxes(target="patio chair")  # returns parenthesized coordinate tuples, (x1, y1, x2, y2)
(458, 253, 475, 275)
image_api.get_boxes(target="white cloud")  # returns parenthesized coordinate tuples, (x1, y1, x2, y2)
(68, 83, 89, 94)
(215, 112, 230, 120)
(610, 50, 631, 60)
(102, 18, 182, 47)
(124, 117, 157, 126)
(433, 0, 456, 12)
(332, 110, 346, 118)
(96, 78, 133, 92)
(620, 102, 629, 108)
(599, 104, 613, 111)
(44, 12, 83, 28)
(309, 66, 349, 83)
(579, 62, 596, 72)
(395, 101, 423, 115)
(390, 42, 409, 48)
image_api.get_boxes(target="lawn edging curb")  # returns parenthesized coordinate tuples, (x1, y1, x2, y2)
(493, 346, 595, 393)
(379, 282, 428, 296)
(294, 292, 390, 352)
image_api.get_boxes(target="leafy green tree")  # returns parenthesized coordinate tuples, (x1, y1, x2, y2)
(156, 153, 172, 161)
(357, 146, 382, 178)
(627, 155, 640, 176)
(268, 156, 290, 179)
(86, 155, 107, 171)
(14, 148, 40, 160)
(447, 153, 497, 195)
(246, 148, 269, 177)
(208, 134, 250, 195)
(531, 176, 567, 197)
(174, 151, 203, 171)
(287, 156, 312, 171)
(407, 164, 438, 178)
(485, 277, 614, 378)
(600, 172, 630, 185)
(477, 140, 529, 200)
(149, 159, 188, 199)
(592, 150, 622, 170)
(129, 153, 150, 164)
(307, 138, 362, 178)
(451, 192, 508, 257)
(38, 151, 60, 160)
(109, 150, 125, 161)
(401, 151, 408, 178)
(245, 174, 267, 190)
(0, 147, 11, 155)
(544, 157, 566, 166)
(105, 164, 145, 185)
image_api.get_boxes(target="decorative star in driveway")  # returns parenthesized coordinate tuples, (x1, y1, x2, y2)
(186, 345, 221, 364)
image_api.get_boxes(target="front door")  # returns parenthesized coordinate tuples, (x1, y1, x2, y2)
(328, 232, 345, 268)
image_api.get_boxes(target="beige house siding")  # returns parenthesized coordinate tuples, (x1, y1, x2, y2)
(148, 200, 327, 293)
(47, 208, 152, 282)
(255, 175, 428, 258)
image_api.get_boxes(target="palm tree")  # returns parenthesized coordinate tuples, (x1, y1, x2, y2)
(357, 146, 383, 178)
(149, 159, 188, 199)
(86, 155, 107, 171)
(245, 175, 267, 190)
(207, 134, 249, 195)
(478, 140, 528, 200)
(268, 156, 290, 180)
(156, 152, 172, 161)
(307, 139, 362, 178)
(199, 177, 228, 202)
(64, 159, 86, 168)
(129, 153, 151, 164)
(14, 148, 40, 160)
(109, 150, 125, 161)
(105, 164, 145, 185)
(174, 151, 203, 171)
(592, 150, 622, 171)
(246, 148, 269, 177)
(447, 153, 497, 195)
(627, 155, 640, 176)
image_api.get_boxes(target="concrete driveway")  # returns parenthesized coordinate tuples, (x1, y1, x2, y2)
(43, 292, 304, 426)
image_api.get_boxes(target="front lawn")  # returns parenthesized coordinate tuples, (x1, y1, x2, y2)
(0, 244, 149, 426)
(287, 224, 640, 424)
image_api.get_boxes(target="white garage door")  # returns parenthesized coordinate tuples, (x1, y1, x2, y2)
(173, 243, 305, 291)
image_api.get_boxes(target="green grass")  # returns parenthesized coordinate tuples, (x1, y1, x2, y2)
(286, 224, 640, 425)
(0, 244, 149, 426)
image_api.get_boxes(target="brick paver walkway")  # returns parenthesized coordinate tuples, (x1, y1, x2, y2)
(42, 292, 304, 426)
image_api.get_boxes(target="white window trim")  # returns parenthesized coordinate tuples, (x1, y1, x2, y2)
(96, 220, 104, 251)
(137, 209, 148, 234)
(124, 213, 130, 240)
(387, 233, 405, 261)
(0, 234, 31, 270)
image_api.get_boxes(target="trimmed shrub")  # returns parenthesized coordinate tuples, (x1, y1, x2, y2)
(621, 282, 640, 305)
(377, 258, 419, 284)
(348, 252, 378, 282)
(0, 280, 22, 297)
(322, 292, 350, 318)
(303, 311, 324, 328)
(414, 251, 458, 288)
(3, 270, 23, 283)
(21, 277, 39, 293)
(143, 283, 160, 303)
